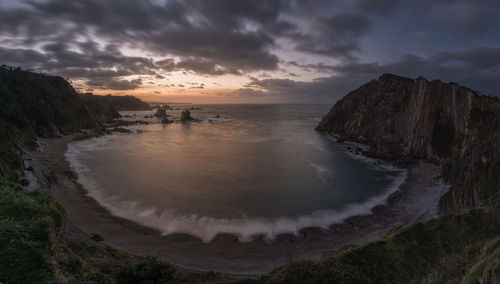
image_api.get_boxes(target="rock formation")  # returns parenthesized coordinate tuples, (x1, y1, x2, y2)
(180, 110, 192, 121)
(317, 74, 500, 213)
(161, 117, 172, 124)
(154, 108, 167, 118)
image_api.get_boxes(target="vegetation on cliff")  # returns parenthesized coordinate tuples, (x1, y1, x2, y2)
(257, 204, 499, 283)
(0, 66, 109, 139)
(81, 93, 151, 111)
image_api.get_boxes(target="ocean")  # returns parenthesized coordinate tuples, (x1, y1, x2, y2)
(65, 104, 406, 242)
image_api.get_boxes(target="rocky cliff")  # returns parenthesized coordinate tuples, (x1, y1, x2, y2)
(317, 74, 500, 213)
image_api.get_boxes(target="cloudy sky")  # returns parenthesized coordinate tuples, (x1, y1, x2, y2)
(1, 0, 499, 103)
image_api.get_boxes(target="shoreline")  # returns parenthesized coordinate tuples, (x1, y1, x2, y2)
(26, 133, 449, 276)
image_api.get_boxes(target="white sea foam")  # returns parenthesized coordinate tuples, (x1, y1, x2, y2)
(336, 138, 401, 172)
(65, 138, 407, 243)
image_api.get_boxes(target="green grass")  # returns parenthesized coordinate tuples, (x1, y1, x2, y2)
(0, 177, 64, 283)
(0, 175, 180, 283)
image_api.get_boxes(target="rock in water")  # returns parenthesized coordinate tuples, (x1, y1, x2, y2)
(180, 110, 192, 121)
(161, 117, 172, 124)
(154, 108, 167, 118)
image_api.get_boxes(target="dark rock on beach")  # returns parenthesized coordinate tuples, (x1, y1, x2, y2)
(161, 117, 173, 124)
(111, 127, 133, 133)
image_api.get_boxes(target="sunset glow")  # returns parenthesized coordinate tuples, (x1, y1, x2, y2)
(1, 0, 499, 103)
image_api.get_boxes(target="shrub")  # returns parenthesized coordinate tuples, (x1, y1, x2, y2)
(115, 257, 176, 284)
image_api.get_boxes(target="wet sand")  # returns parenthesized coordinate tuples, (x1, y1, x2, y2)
(26, 134, 449, 276)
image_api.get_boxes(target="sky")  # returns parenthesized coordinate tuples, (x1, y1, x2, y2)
(1, 0, 499, 103)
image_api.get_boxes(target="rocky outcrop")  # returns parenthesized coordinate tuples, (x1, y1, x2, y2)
(317, 74, 500, 213)
(161, 117, 172, 124)
(154, 108, 167, 118)
(180, 110, 192, 121)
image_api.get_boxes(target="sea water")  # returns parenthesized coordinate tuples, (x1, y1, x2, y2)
(65, 104, 406, 242)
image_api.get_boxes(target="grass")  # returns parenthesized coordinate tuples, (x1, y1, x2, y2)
(0, 174, 180, 283)
(0, 177, 64, 283)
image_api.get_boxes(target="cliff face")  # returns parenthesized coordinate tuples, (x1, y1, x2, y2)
(317, 74, 500, 212)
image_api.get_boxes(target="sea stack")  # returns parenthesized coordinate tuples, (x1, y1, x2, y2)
(154, 108, 167, 118)
(180, 110, 192, 121)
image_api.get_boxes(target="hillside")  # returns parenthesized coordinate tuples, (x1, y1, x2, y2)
(81, 93, 152, 111)
(0, 67, 101, 137)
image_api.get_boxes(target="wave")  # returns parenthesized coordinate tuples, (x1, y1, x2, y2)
(65, 140, 407, 243)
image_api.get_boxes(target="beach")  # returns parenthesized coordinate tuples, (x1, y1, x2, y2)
(26, 133, 449, 276)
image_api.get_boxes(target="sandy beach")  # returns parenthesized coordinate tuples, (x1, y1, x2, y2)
(26, 134, 449, 276)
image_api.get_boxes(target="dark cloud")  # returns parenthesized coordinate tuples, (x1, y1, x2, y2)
(0, 0, 282, 75)
(0, 0, 499, 100)
(0, 38, 158, 90)
(428, 1, 498, 39)
(222, 88, 266, 97)
(248, 47, 500, 102)
(0, 0, 295, 89)
(291, 13, 371, 59)
(87, 78, 143, 90)
(346, 0, 399, 14)
(0, 47, 48, 68)
(175, 58, 228, 76)
(430, 46, 500, 69)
